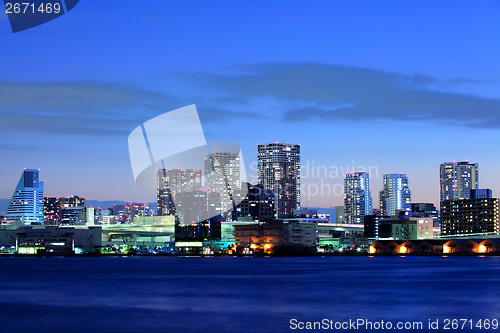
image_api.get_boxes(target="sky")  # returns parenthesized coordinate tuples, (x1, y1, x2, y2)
(1, 0, 500, 208)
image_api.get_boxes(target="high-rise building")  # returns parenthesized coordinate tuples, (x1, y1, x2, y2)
(257, 142, 300, 218)
(4, 169, 44, 225)
(204, 152, 241, 221)
(233, 183, 275, 222)
(43, 197, 59, 225)
(441, 196, 499, 236)
(157, 168, 222, 240)
(157, 169, 202, 216)
(124, 203, 153, 224)
(43, 195, 86, 225)
(173, 189, 222, 241)
(344, 172, 372, 224)
(110, 204, 127, 223)
(379, 174, 411, 216)
(440, 161, 478, 202)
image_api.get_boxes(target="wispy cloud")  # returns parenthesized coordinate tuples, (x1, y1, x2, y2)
(0, 81, 176, 135)
(178, 63, 500, 129)
(3, 65, 500, 138)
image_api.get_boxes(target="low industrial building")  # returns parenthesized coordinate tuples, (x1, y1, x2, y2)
(392, 217, 433, 240)
(369, 238, 500, 255)
(365, 215, 434, 240)
(0, 225, 101, 254)
(233, 222, 316, 254)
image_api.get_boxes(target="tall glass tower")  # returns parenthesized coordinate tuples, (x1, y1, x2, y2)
(204, 152, 241, 221)
(5, 169, 44, 225)
(379, 173, 411, 216)
(344, 172, 372, 224)
(257, 142, 300, 218)
(157, 168, 202, 216)
(440, 161, 478, 202)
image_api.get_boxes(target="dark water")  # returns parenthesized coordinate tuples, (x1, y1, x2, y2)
(0, 256, 498, 333)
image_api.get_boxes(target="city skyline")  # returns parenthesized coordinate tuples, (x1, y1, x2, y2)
(2, 157, 495, 212)
(1, 3, 499, 332)
(1, 1, 500, 208)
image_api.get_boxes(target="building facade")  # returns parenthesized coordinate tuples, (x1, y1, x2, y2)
(0, 225, 101, 254)
(257, 143, 300, 218)
(379, 173, 411, 216)
(125, 203, 153, 224)
(441, 197, 499, 236)
(344, 172, 373, 224)
(233, 222, 316, 253)
(233, 183, 275, 222)
(440, 161, 478, 201)
(391, 217, 433, 240)
(335, 206, 345, 224)
(411, 202, 440, 228)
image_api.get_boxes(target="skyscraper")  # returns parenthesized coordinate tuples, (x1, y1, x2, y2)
(257, 142, 300, 218)
(344, 172, 372, 224)
(4, 169, 44, 225)
(379, 173, 411, 216)
(204, 152, 241, 221)
(157, 168, 202, 216)
(440, 161, 478, 201)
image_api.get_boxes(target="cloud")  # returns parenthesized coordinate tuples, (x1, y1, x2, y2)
(0, 81, 176, 135)
(3, 64, 500, 138)
(196, 107, 255, 123)
(179, 63, 500, 129)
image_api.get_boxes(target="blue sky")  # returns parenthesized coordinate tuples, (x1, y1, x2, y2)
(1, 0, 500, 207)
